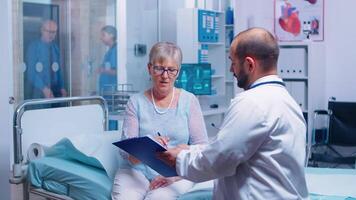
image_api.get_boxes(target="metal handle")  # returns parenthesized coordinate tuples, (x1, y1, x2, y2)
(9, 96, 15, 104)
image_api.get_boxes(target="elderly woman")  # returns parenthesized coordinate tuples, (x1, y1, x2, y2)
(112, 42, 208, 200)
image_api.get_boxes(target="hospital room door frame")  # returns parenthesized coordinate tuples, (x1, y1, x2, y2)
(0, 0, 14, 199)
(17, 0, 70, 100)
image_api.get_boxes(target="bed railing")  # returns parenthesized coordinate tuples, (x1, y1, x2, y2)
(10, 96, 108, 184)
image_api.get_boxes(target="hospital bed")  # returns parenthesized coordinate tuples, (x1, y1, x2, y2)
(177, 167, 356, 200)
(9, 96, 120, 200)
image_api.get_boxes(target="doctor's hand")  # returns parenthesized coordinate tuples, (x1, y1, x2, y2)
(149, 176, 182, 190)
(157, 144, 189, 168)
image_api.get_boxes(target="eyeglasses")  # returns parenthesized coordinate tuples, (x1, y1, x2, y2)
(44, 29, 57, 34)
(152, 65, 179, 77)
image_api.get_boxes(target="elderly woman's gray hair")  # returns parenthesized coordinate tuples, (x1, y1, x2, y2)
(149, 42, 183, 67)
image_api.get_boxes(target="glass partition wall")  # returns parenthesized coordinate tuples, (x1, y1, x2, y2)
(12, 0, 159, 103)
(12, 0, 159, 114)
(13, 0, 119, 103)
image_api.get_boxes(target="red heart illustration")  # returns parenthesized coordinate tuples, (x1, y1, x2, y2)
(306, 0, 317, 4)
(279, 12, 301, 36)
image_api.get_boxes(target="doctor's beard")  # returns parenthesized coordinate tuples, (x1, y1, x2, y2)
(235, 71, 249, 90)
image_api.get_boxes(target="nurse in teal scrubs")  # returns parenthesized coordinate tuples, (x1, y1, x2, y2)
(97, 25, 118, 94)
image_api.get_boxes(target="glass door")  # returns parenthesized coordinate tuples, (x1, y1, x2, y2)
(12, 0, 118, 105)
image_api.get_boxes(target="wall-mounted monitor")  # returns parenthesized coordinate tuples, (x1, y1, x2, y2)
(175, 63, 211, 95)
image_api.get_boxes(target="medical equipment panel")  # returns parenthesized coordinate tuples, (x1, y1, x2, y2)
(177, 7, 229, 137)
(198, 10, 220, 43)
(175, 63, 212, 95)
(177, 8, 225, 97)
(198, 44, 209, 63)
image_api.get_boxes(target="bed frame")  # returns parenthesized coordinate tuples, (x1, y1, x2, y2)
(9, 96, 109, 200)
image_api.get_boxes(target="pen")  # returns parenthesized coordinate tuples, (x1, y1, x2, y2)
(156, 132, 168, 147)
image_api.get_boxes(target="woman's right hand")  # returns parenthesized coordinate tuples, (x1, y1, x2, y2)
(154, 136, 170, 148)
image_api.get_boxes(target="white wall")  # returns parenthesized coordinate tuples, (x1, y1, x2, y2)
(235, 0, 274, 33)
(117, 0, 127, 84)
(159, 0, 185, 42)
(235, 0, 356, 103)
(125, 0, 158, 91)
(0, 0, 13, 199)
(324, 0, 356, 101)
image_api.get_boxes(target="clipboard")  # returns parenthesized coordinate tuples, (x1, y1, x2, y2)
(113, 135, 178, 177)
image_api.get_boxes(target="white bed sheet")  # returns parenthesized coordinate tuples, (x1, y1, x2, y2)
(184, 168, 356, 198)
(305, 168, 356, 197)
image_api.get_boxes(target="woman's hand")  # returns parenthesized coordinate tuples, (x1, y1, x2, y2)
(128, 155, 141, 165)
(149, 176, 182, 190)
(154, 136, 170, 148)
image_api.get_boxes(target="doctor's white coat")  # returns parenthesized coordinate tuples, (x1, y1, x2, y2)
(177, 75, 309, 200)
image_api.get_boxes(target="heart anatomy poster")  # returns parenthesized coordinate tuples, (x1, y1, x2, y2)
(275, 0, 324, 41)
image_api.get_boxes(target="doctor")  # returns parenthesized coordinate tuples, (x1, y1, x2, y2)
(159, 28, 309, 199)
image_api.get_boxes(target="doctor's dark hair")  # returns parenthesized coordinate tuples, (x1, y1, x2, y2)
(149, 42, 183, 67)
(101, 25, 117, 41)
(234, 28, 279, 71)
